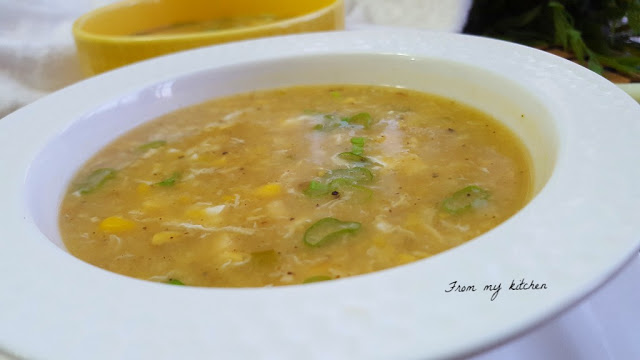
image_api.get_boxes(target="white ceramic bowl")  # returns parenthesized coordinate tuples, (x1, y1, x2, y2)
(1, 30, 639, 360)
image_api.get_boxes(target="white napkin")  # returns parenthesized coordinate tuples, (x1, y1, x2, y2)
(0, 0, 471, 118)
(345, 0, 471, 31)
(0, 0, 117, 118)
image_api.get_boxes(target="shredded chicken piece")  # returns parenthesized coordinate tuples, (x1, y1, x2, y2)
(390, 193, 411, 208)
(316, 198, 342, 209)
(223, 110, 244, 121)
(147, 275, 169, 282)
(108, 234, 123, 249)
(141, 148, 159, 159)
(283, 114, 316, 125)
(114, 253, 135, 260)
(220, 257, 251, 269)
(440, 220, 470, 233)
(165, 222, 255, 235)
(375, 216, 417, 238)
(283, 218, 312, 239)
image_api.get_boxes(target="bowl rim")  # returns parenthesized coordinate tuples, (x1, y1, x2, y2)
(1, 29, 640, 360)
(72, 0, 344, 43)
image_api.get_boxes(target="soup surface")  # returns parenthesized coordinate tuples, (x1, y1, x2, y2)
(133, 14, 285, 36)
(59, 85, 531, 287)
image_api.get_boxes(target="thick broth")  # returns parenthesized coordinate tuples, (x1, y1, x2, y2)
(59, 85, 531, 287)
(133, 14, 285, 36)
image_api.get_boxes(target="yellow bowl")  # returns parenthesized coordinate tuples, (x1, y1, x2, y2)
(72, 0, 344, 76)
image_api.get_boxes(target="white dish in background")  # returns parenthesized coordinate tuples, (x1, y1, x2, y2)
(0, 30, 639, 360)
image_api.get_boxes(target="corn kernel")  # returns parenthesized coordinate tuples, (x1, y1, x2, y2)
(373, 236, 387, 248)
(212, 157, 227, 167)
(142, 200, 163, 212)
(221, 250, 248, 263)
(309, 263, 330, 274)
(222, 195, 236, 203)
(151, 231, 182, 246)
(136, 183, 150, 194)
(178, 195, 192, 204)
(185, 208, 206, 219)
(99, 216, 136, 233)
(254, 183, 281, 198)
(405, 213, 424, 228)
(196, 153, 215, 163)
(397, 253, 417, 264)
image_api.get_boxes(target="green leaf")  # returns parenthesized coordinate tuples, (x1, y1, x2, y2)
(492, 3, 543, 30)
(587, 55, 604, 74)
(628, 3, 640, 32)
(598, 55, 640, 76)
(549, 1, 573, 50)
(567, 29, 586, 61)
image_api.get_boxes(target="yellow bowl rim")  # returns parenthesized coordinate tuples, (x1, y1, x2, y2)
(72, 0, 343, 44)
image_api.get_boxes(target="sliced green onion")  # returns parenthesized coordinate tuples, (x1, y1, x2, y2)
(345, 112, 372, 128)
(167, 278, 185, 285)
(303, 217, 361, 246)
(303, 275, 332, 284)
(156, 172, 181, 187)
(325, 167, 373, 184)
(313, 114, 346, 131)
(350, 137, 366, 155)
(304, 168, 373, 198)
(441, 185, 490, 214)
(76, 168, 117, 195)
(350, 137, 365, 146)
(337, 152, 367, 162)
(138, 140, 166, 151)
(304, 180, 330, 197)
(329, 180, 373, 201)
(314, 113, 373, 131)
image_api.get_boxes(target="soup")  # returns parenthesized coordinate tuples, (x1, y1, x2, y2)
(133, 14, 285, 36)
(59, 85, 531, 287)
